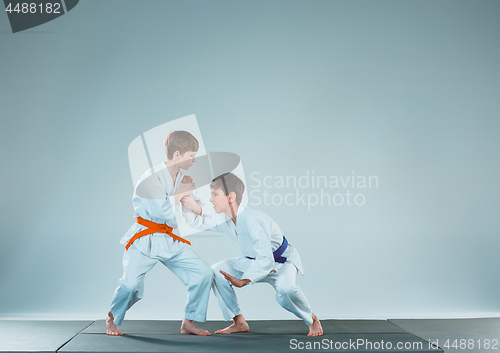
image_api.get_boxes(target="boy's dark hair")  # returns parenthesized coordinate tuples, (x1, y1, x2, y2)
(164, 130, 199, 160)
(211, 172, 245, 205)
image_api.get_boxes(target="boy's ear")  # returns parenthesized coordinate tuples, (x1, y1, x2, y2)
(228, 191, 237, 203)
(173, 150, 180, 159)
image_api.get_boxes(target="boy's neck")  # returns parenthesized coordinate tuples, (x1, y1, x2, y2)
(164, 160, 180, 181)
(224, 202, 239, 225)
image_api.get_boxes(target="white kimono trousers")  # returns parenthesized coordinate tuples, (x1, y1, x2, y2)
(186, 205, 313, 326)
(110, 162, 213, 325)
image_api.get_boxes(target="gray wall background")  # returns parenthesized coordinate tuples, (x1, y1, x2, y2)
(0, 0, 499, 320)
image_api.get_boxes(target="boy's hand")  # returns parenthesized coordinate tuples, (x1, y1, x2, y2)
(178, 175, 201, 214)
(180, 195, 196, 210)
(175, 182, 194, 196)
(220, 270, 251, 288)
(180, 195, 202, 215)
(173, 182, 194, 204)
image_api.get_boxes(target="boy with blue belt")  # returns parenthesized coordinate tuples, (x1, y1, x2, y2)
(106, 131, 214, 336)
(182, 172, 323, 336)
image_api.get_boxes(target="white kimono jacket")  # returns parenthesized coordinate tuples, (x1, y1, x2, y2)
(120, 162, 203, 258)
(186, 205, 304, 283)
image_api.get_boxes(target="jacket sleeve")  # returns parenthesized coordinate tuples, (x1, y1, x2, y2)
(181, 190, 208, 221)
(183, 210, 224, 233)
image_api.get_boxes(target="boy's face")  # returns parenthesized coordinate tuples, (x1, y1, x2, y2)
(176, 150, 197, 170)
(209, 187, 230, 214)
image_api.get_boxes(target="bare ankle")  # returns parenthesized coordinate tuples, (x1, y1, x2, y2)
(233, 314, 246, 323)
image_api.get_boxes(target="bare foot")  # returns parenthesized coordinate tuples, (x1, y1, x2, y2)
(215, 314, 249, 334)
(181, 319, 211, 336)
(307, 313, 323, 336)
(106, 312, 123, 336)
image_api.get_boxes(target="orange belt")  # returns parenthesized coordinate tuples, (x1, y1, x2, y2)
(125, 217, 191, 250)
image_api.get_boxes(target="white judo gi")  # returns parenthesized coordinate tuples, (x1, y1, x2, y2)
(186, 205, 314, 326)
(110, 162, 213, 326)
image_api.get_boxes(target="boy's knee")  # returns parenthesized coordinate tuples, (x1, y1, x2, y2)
(212, 268, 229, 285)
(277, 285, 298, 297)
(194, 264, 214, 285)
(120, 277, 141, 292)
(202, 266, 214, 281)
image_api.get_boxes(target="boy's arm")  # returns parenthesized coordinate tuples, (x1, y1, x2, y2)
(179, 176, 204, 215)
(180, 194, 203, 216)
(135, 171, 192, 224)
(182, 206, 224, 232)
(172, 184, 195, 205)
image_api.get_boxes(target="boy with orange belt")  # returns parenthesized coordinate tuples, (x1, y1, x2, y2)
(182, 173, 323, 336)
(106, 131, 213, 336)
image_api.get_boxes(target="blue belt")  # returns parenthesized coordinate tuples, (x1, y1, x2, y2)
(246, 236, 288, 263)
